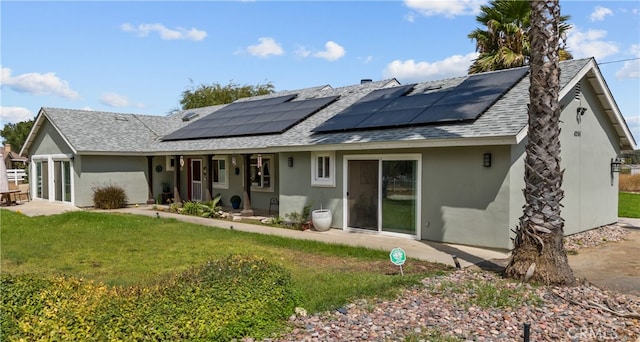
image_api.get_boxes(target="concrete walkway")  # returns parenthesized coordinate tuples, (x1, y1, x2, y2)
(3, 199, 509, 268)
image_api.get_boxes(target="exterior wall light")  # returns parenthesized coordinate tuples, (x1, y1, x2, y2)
(483, 153, 492, 167)
(287, 156, 294, 167)
(611, 157, 622, 173)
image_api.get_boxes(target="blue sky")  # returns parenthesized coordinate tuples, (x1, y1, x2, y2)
(1, 1, 639, 141)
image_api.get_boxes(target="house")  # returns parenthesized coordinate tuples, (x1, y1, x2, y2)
(20, 58, 636, 249)
(2, 144, 28, 169)
(2, 144, 28, 184)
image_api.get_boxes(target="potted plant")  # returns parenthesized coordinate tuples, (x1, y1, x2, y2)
(230, 195, 241, 210)
(161, 182, 171, 193)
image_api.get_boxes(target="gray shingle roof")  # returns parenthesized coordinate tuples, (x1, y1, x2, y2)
(35, 58, 612, 155)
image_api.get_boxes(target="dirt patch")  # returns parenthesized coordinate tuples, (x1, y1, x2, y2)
(284, 251, 453, 275)
(568, 228, 640, 297)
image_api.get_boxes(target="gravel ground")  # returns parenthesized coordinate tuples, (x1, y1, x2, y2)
(268, 225, 640, 341)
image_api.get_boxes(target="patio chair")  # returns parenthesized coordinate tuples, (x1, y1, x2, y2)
(16, 183, 30, 202)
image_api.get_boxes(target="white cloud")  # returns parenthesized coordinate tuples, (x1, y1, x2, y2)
(383, 52, 478, 83)
(566, 28, 619, 60)
(312, 41, 346, 61)
(590, 6, 613, 22)
(121, 23, 207, 41)
(0, 66, 79, 99)
(246, 37, 284, 58)
(294, 45, 311, 59)
(404, 12, 416, 23)
(0, 107, 34, 125)
(615, 44, 640, 80)
(358, 56, 374, 64)
(404, 0, 484, 18)
(101, 92, 129, 107)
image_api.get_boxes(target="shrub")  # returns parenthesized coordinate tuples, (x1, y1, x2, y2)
(285, 203, 312, 229)
(199, 194, 222, 218)
(180, 201, 200, 215)
(0, 256, 300, 341)
(92, 185, 127, 209)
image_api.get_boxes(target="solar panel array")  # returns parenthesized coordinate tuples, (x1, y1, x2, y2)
(313, 67, 528, 133)
(163, 94, 339, 141)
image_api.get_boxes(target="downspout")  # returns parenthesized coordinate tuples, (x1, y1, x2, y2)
(241, 154, 254, 216)
(146, 156, 155, 204)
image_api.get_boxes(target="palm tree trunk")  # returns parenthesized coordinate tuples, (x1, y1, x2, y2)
(504, 0, 574, 285)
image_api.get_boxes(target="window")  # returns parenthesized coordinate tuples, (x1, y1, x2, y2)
(311, 151, 335, 187)
(249, 155, 274, 192)
(212, 156, 228, 189)
(166, 156, 175, 171)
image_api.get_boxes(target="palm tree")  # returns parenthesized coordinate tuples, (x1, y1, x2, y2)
(504, 0, 575, 285)
(468, 0, 572, 74)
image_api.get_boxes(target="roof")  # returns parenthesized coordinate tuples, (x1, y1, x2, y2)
(20, 58, 636, 156)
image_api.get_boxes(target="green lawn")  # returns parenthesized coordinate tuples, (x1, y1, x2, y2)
(619, 191, 640, 218)
(1, 210, 450, 340)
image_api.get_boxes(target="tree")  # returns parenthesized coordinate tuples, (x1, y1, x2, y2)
(1, 120, 34, 153)
(468, 0, 572, 74)
(504, 0, 575, 285)
(179, 81, 275, 110)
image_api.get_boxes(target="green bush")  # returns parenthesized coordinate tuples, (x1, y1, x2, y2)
(0, 255, 299, 341)
(92, 185, 127, 209)
(199, 194, 222, 218)
(180, 201, 200, 215)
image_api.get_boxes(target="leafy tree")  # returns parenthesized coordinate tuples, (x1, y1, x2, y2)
(1, 120, 34, 153)
(179, 81, 275, 109)
(468, 0, 572, 73)
(504, 0, 575, 285)
(621, 150, 640, 164)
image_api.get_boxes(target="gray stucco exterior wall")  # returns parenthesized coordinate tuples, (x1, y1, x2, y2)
(559, 81, 620, 235)
(421, 145, 513, 249)
(76, 155, 149, 207)
(278, 152, 343, 225)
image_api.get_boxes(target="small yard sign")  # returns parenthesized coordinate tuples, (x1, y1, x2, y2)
(389, 247, 406, 276)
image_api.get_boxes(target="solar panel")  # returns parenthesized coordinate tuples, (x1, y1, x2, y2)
(312, 85, 414, 132)
(409, 67, 528, 125)
(162, 94, 339, 141)
(313, 67, 528, 133)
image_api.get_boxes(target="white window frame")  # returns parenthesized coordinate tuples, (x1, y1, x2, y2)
(246, 154, 275, 192)
(311, 151, 335, 187)
(211, 156, 229, 189)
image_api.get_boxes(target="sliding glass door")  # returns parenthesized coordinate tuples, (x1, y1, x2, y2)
(345, 155, 420, 238)
(381, 160, 417, 234)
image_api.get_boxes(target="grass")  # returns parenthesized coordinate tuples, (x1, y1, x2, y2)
(0, 210, 450, 313)
(382, 198, 415, 234)
(619, 191, 640, 218)
(426, 278, 542, 309)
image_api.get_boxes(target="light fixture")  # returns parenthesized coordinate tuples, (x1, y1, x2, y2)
(287, 156, 294, 167)
(232, 156, 237, 166)
(577, 107, 587, 116)
(611, 157, 622, 173)
(483, 153, 492, 167)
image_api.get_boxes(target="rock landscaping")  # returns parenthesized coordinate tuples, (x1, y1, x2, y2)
(270, 224, 640, 341)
